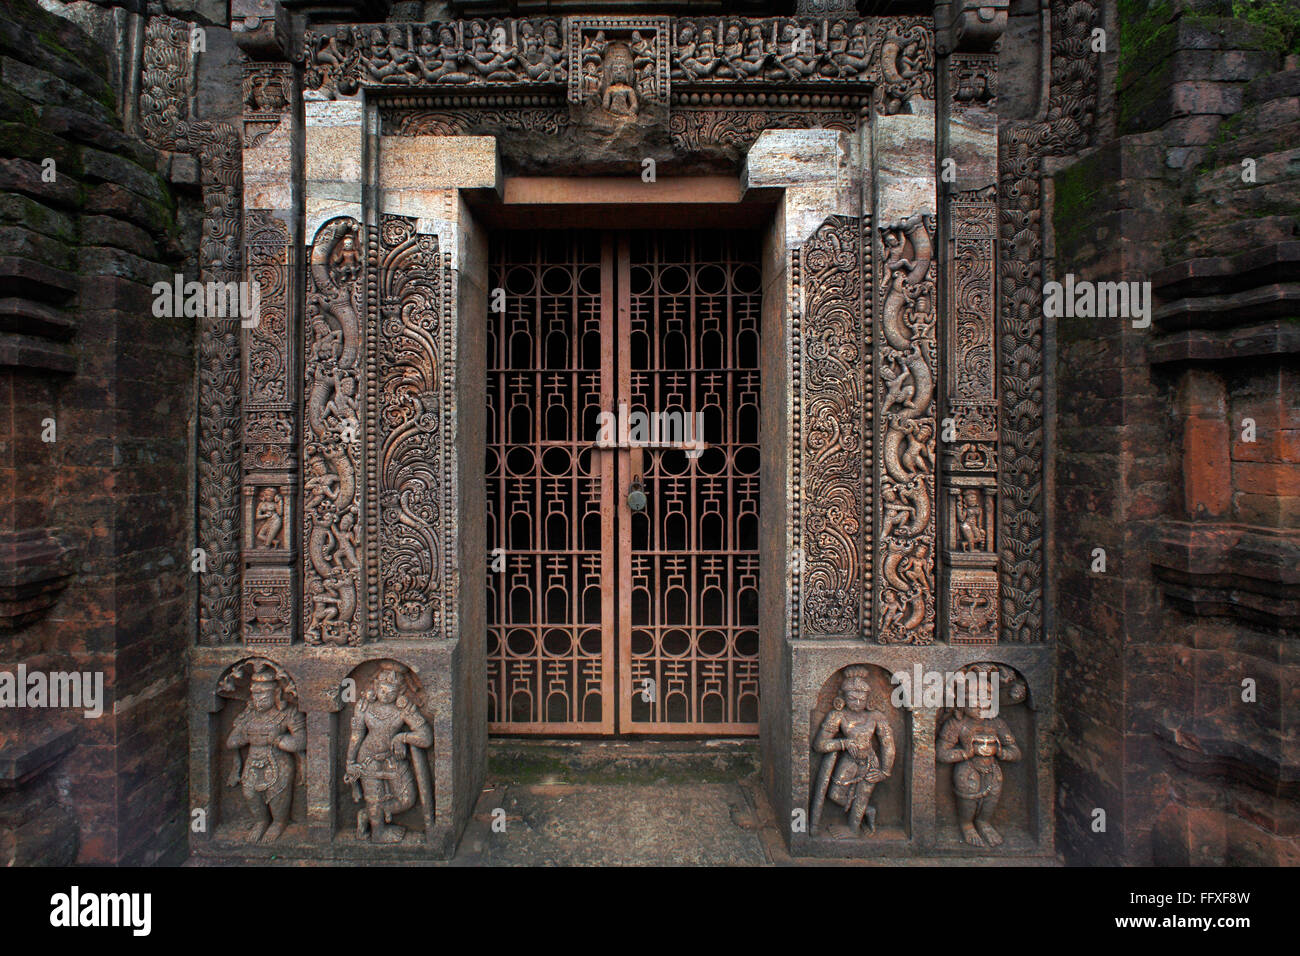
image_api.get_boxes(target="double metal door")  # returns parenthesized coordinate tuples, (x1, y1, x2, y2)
(486, 230, 761, 735)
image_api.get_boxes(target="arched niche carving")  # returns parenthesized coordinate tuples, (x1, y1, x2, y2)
(935, 661, 1035, 850)
(215, 657, 306, 844)
(336, 659, 436, 845)
(808, 663, 909, 838)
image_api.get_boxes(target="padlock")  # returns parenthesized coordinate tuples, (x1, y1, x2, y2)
(627, 479, 647, 513)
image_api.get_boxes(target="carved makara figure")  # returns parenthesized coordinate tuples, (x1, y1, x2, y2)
(224, 662, 306, 843)
(345, 664, 434, 843)
(810, 667, 896, 836)
(877, 213, 937, 644)
(937, 676, 1021, 848)
(305, 219, 364, 645)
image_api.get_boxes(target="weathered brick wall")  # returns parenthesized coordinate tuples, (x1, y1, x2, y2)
(0, 0, 194, 865)
(1053, 0, 1299, 864)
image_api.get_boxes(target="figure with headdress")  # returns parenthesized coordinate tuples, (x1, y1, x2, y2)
(344, 664, 434, 843)
(224, 661, 306, 843)
(810, 666, 896, 836)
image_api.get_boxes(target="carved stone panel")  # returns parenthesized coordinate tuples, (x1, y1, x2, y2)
(568, 16, 670, 119)
(303, 20, 567, 98)
(797, 216, 870, 638)
(242, 63, 292, 148)
(376, 216, 448, 639)
(304, 218, 367, 646)
(217, 658, 306, 843)
(809, 663, 906, 838)
(339, 660, 435, 844)
(876, 214, 938, 644)
(936, 662, 1032, 848)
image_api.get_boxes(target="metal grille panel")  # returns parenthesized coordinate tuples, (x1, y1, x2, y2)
(620, 232, 762, 733)
(487, 230, 760, 735)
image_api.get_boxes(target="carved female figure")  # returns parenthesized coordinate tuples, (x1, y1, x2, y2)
(958, 489, 986, 551)
(224, 662, 306, 844)
(344, 664, 434, 843)
(810, 667, 896, 836)
(254, 487, 284, 549)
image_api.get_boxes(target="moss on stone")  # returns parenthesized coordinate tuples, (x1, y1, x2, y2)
(1231, 0, 1300, 54)
(1053, 153, 1112, 258)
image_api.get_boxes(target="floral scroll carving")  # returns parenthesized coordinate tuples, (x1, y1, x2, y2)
(377, 217, 447, 638)
(799, 216, 870, 637)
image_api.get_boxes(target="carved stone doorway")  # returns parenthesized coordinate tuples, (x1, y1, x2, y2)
(486, 228, 762, 736)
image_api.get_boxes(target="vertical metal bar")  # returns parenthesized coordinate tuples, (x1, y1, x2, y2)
(616, 233, 633, 733)
(599, 233, 617, 734)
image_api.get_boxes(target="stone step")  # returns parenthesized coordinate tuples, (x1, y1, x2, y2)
(487, 737, 760, 784)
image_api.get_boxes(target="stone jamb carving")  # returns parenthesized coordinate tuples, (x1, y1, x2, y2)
(139, 14, 244, 646)
(243, 211, 295, 645)
(375, 216, 448, 638)
(944, 196, 1000, 644)
(876, 214, 938, 644)
(304, 217, 367, 646)
(997, 0, 1099, 642)
(797, 215, 871, 637)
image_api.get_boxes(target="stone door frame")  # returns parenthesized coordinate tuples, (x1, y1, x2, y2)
(182, 10, 1057, 861)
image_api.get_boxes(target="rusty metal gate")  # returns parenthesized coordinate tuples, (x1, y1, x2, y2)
(486, 230, 761, 735)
